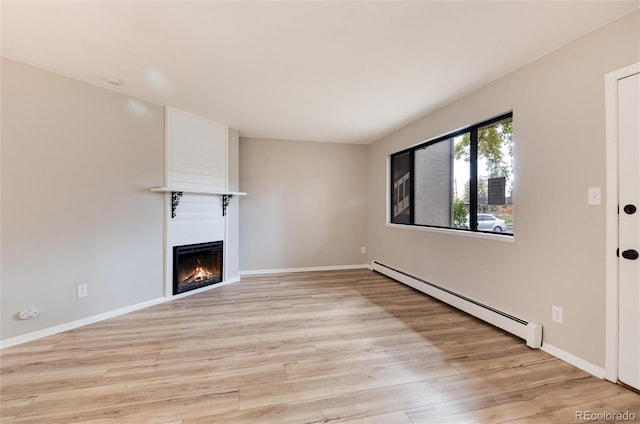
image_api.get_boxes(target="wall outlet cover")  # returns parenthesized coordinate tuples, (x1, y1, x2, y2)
(77, 284, 88, 298)
(18, 308, 40, 320)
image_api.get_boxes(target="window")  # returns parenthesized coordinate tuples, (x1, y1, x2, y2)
(391, 151, 411, 224)
(390, 113, 514, 235)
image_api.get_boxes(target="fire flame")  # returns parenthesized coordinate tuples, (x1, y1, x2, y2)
(192, 265, 213, 281)
(181, 259, 215, 284)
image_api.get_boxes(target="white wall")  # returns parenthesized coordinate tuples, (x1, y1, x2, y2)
(226, 129, 241, 280)
(366, 10, 640, 368)
(165, 107, 227, 191)
(239, 138, 368, 272)
(1, 58, 165, 340)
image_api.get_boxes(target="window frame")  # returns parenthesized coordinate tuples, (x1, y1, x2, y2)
(389, 112, 513, 236)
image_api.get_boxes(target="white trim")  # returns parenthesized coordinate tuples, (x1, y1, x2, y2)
(0, 297, 166, 349)
(385, 222, 515, 243)
(604, 62, 640, 384)
(240, 264, 370, 276)
(0, 278, 241, 349)
(163, 108, 171, 297)
(225, 124, 230, 193)
(542, 342, 606, 379)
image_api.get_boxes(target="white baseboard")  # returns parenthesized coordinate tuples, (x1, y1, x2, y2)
(0, 277, 241, 350)
(240, 264, 370, 276)
(541, 342, 606, 379)
(0, 297, 167, 349)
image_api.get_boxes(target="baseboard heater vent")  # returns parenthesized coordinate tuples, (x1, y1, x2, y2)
(372, 261, 542, 349)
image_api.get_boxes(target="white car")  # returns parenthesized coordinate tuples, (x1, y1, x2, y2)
(477, 214, 508, 232)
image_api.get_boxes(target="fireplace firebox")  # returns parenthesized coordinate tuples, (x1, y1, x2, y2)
(173, 241, 223, 295)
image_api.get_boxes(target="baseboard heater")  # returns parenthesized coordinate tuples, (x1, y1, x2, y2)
(372, 261, 542, 349)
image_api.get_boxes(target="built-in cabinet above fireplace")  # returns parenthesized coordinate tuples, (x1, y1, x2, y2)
(152, 107, 243, 297)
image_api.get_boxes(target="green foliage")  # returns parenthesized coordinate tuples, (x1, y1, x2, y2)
(453, 120, 513, 179)
(453, 198, 468, 228)
(453, 133, 471, 163)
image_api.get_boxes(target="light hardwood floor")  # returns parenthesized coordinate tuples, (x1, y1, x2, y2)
(1, 269, 638, 423)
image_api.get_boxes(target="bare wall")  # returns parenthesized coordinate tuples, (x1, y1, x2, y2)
(366, 10, 640, 368)
(239, 138, 367, 271)
(1, 58, 165, 340)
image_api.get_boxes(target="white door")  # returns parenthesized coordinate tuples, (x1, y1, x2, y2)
(618, 72, 640, 390)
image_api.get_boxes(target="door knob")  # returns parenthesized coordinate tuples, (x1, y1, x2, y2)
(623, 204, 637, 215)
(621, 249, 639, 260)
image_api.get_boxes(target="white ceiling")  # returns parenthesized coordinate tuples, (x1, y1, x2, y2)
(2, 1, 638, 144)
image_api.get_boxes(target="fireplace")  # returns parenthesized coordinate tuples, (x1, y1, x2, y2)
(173, 241, 223, 295)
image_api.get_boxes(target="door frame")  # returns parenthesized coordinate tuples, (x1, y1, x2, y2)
(605, 62, 640, 384)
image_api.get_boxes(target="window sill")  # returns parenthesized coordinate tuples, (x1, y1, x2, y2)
(385, 223, 515, 243)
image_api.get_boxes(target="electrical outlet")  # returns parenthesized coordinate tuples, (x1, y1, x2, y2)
(18, 308, 40, 320)
(77, 283, 88, 298)
(361, 246, 367, 254)
(552, 306, 563, 324)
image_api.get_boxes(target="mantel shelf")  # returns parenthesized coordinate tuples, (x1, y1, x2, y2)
(150, 187, 246, 196)
(150, 187, 246, 218)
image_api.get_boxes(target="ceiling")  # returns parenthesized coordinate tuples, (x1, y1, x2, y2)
(2, 1, 638, 144)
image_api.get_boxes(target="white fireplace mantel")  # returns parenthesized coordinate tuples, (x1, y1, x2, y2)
(150, 187, 246, 196)
(158, 107, 243, 298)
(150, 187, 246, 218)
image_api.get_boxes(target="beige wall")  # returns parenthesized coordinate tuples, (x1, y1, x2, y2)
(1, 58, 165, 340)
(367, 10, 640, 367)
(239, 138, 367, 271)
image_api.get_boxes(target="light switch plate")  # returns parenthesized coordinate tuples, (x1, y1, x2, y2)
(588, 187, 601, 205)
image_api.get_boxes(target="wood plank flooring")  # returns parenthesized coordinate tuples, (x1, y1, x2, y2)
(1, 269, 638, 423)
